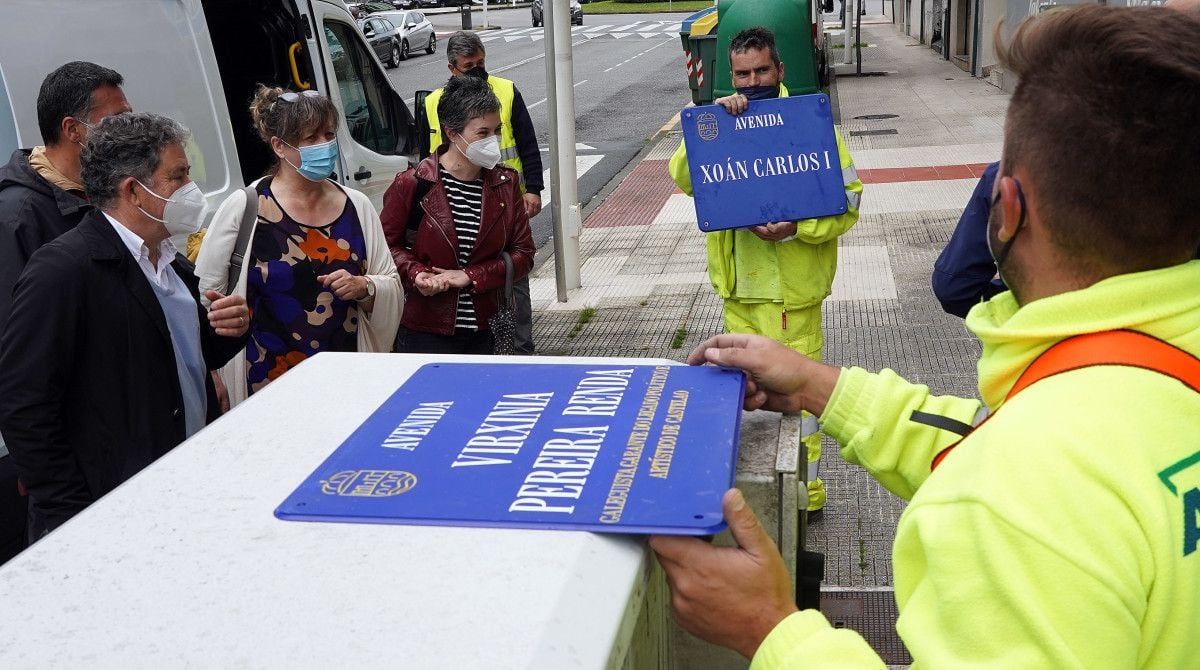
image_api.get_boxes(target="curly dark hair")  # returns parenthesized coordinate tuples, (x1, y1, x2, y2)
(81, 112, 189, 210)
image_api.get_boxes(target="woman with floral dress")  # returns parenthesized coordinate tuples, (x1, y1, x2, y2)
(196, 87, 402, 407)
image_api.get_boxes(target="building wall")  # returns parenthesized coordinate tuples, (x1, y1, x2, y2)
(976, 0, 1006, 75)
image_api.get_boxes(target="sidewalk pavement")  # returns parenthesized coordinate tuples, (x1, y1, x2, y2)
(528, 15, 1008, 662)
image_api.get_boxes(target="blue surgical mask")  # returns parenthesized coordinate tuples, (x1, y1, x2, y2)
(281, 138, 339, 182)
(736, 85, 780, 101)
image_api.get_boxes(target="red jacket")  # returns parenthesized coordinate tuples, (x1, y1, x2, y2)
(381, 151, 534, 335)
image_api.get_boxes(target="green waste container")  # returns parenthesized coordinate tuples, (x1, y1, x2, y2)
(688, 34, 718, 105)
(714, 0, 822, 99)
(679, 6, 719, 106)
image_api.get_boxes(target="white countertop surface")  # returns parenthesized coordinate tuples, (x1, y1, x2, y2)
(0, 353, 665, 669)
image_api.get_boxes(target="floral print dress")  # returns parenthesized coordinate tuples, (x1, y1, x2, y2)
(244, 178, 366, 394)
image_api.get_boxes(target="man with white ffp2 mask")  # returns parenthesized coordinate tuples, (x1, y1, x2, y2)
(0, 112, 250, 541)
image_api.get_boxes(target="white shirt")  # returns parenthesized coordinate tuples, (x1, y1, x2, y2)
(103, 212, 181, 292)
(103, 212, 208, 437)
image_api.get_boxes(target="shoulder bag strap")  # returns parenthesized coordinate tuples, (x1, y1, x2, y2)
(501, 250, 514, 308)
(405, 176, 433, 248)
(932, 329, 1200, 470)
(227, 184, 260, 291)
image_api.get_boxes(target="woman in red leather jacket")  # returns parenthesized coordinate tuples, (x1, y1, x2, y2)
(381, 75, 534, 354)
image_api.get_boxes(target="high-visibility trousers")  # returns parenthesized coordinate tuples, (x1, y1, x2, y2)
(723, 300, 826, 511)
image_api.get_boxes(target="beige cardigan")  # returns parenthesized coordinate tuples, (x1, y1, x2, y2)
(195, 181, 403, 407)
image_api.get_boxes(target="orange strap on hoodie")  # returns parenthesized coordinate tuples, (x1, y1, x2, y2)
(932, 330, 1200, 470)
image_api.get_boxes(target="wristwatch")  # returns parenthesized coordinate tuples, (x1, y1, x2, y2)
(362, 276, 376, 300)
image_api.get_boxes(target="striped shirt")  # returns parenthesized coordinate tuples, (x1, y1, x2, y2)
(441, 166, 484, 330)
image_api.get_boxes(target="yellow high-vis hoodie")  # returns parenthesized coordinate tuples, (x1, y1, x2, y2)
(753, 260, 1200, 668)
(668, 85, 863, 311)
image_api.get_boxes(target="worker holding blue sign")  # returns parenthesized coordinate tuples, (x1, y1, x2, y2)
(653, 7, 1200, 667)
(669, 27, 863, 512)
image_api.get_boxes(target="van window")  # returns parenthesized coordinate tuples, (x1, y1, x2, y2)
(324, 21, 404, 155)
(0, 68, 19, 157)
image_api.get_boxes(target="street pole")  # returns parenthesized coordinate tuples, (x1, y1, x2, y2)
(843, 0, 854, 64)
(544, 0, 582, 299)
(483, 0, 488, 29)
(856, 0, 863, 75)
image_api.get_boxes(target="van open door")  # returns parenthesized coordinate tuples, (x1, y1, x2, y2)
(309, 0, 414, 206)
(202, 0, 415, 209)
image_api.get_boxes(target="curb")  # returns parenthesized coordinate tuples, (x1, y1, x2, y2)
(530, 111, 682, 272)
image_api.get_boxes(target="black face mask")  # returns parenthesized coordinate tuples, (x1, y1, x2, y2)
(464, 65, 488, 80)
(987, 178, 1027, 271)
(736, 85, 779, 101)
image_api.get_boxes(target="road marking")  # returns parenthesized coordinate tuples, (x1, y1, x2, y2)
(602, 38, 673, 72)
(484, 21, 681, 42)
(538, 143, 596, 151)
(486, 34, 593, 75)
(540, 154, 605, 208)
(527, 79, 589, 110)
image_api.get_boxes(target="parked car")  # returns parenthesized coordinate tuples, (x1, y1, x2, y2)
(372, 11, 437, 60)
(531, 0, 582, 27)
(347, 1, 396, 18)
(358, 16, 403, 68)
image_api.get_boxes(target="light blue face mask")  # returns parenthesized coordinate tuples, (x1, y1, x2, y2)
(281, 138, 339, 182)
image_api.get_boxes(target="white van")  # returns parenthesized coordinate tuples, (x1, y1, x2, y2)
(0, 0, 415, 215)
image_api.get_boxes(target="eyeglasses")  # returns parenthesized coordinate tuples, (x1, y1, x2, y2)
(275, 90, 322, 108)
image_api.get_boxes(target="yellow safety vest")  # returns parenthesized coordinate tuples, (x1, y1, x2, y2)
(426, 75, 523, 183)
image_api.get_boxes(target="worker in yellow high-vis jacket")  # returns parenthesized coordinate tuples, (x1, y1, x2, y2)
(669, 27, 862, 512)
(426, 31, 543, 354)
(649, 6, 1200, 668)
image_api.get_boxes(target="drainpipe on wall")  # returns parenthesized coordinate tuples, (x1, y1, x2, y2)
(942, 0, 951, 59)
(919, 0, 925, 43)
(970, 0, 981, 76)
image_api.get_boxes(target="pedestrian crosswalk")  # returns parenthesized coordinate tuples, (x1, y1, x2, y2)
(479, 21, 683, 43)
(538, 145, 604, 208)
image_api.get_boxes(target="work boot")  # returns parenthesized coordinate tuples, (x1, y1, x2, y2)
(807, 477, 826, 512)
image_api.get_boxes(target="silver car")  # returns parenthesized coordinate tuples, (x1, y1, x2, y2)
(371, 10, 436, 61)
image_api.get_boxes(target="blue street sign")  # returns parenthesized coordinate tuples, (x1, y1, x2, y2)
(681, 94, 847, 232)
(276, 363, 746, 535)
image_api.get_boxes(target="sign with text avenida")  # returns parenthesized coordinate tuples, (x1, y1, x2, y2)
(681, 94, 846, 232)
(276, 363, 745, 535)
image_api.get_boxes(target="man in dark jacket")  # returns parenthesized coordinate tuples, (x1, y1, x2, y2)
(0, 113, 249, 540)
(930, 162, 1004, 318)
(0, 61, 130, 562)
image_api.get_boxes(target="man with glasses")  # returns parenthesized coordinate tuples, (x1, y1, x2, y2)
(424, 31, 542, 355)
(0, 61, 130, 563)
